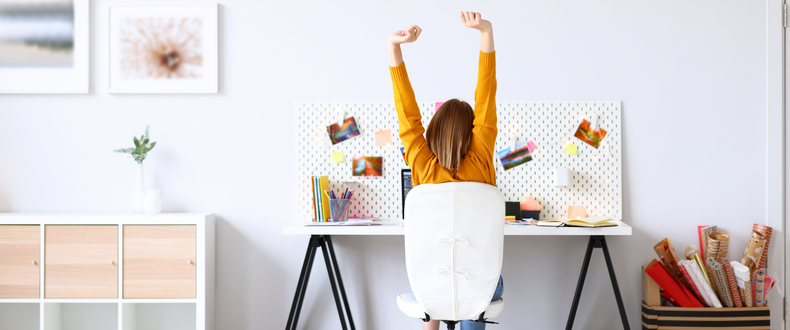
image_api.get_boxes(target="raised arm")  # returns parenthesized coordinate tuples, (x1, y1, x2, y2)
(461, 12, 497, 153)
(388, 25, 430, 169)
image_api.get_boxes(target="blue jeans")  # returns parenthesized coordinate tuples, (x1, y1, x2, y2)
(412, 276, 504, 330)
(461, 276, 504, 330)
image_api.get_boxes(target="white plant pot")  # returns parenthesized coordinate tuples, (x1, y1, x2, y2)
(134, 163, 145, 213)
(144, 189, 162, 214)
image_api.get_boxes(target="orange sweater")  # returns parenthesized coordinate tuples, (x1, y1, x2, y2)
(390, 51, 497, 186)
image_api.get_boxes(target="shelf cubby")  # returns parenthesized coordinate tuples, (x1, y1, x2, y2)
(0, 303, 39, 330)
(123, 303, 196, 330)
(44, 303, 118, 330)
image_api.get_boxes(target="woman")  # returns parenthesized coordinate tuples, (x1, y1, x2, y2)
(388, 12, 502, 330)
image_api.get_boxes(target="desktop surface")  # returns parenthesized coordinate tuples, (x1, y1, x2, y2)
(283, 220, 632, 236)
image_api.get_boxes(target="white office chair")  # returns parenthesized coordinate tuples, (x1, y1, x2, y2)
(397, 182, 505, 330)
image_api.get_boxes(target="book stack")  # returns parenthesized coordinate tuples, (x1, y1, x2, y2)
(310, 176, 330, 222)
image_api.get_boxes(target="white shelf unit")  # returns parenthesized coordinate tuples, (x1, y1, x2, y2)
(0, 213, 215, 330)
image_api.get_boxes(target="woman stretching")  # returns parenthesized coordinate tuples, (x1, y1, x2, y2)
(389, 12, 502, 330)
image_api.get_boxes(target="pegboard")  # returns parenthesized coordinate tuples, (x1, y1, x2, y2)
(295, 101, 622, 221)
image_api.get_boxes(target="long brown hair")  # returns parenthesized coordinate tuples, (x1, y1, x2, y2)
(426, 99, 475, 175)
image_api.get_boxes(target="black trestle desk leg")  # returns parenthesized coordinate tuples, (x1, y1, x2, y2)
(325, 235, 356, 330)
(600, 237, 630, 330)
(286, 235, 320, 330)
(565, 235, 596, 330)
(320, 236, 349, 330)
(565, 236, 630, 330)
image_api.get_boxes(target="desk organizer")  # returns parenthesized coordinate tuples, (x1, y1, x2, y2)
(641, 266, 769, 330)
(296, 101, 622, 221)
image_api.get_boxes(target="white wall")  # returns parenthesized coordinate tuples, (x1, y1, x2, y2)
(0, 0, 769, 329)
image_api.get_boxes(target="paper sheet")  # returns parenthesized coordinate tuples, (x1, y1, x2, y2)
(564, 143, 578, 154)
(374, 129, 392, 147)
(332, 151, 345, 163)
(527, 141, 537, 153)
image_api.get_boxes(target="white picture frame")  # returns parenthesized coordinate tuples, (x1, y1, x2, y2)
(108, 3, 218, 94)
(0, 0, 89, 94)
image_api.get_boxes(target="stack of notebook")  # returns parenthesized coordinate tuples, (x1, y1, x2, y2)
(310, 176, 330, 222)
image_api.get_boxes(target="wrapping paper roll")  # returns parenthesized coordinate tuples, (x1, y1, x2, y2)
(731, 261, 752, 307)
(684, 247, 713, 293)
(722, 261, 743, 307)
(755, 269, 765, 307)
(645, 259, 703, 307)
(708, 257, 734, 307)
(706, 236, 720, 263)
(709, 232, 729, 263)
(753, 224, 772, 271)
(743, 281, 753, 307)
(680, 260, 722, 307)
(654, 238, 683, 279)
(679, 262, 708, 307)
(741, 231, 766, 273)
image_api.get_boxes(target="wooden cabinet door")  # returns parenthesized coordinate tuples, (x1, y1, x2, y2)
(0, 225, 40, 298)
(45, 225, 118, 298)
(123, 225, 196, 298)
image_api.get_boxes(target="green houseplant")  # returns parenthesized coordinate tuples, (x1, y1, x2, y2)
(114, 126, 156, 212)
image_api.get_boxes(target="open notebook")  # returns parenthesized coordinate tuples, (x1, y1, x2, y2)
(535, 216, 617, 228)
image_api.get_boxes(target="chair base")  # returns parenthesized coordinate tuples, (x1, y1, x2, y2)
(397, 293, 504, 326)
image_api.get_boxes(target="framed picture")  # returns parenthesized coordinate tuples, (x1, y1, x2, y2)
(0, 0, 89, 93)
(108, 3, 218, 93)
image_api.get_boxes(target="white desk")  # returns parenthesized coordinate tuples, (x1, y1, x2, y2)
(283, 220, 632, 236)
(283, 221, 633, 330)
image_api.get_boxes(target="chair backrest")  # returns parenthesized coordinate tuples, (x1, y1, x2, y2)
(404, 182, 505, 321)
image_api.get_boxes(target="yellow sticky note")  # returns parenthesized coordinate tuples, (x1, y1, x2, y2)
(375, 130, 392, 147)
(564, 143, 578, 154)
(332, 151, 344, 163)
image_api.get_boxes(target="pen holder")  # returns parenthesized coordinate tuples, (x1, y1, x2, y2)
(329, 199, 351, 222)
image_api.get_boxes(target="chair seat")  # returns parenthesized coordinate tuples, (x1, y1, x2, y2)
(397, 293, 504, 320)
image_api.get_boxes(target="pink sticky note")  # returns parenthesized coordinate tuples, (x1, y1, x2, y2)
(374, 129, 392, 147)
(435, 102, 444, 112)
(527, 141, 537, 153)
(567, 205, 588, 219)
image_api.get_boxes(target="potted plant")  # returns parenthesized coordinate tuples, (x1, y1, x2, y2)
(114, 125, 156, 212)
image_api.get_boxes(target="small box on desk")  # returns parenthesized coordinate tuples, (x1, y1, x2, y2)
(520, 210, 539, 221)
(641, 265, 770, 330)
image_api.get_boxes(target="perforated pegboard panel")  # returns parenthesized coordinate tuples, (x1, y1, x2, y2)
(295, 101, 622, 221)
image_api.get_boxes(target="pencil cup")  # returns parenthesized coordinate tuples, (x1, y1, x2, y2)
(329, 199, 351, 222)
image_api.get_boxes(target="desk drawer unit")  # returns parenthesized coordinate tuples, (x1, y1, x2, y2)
(45, 225, 118, 299)
(123, 225, 197, 298)
(0, 225, 39, 298)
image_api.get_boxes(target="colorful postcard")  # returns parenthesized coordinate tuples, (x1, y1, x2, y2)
(573, 119, 608, 149)
(327, 117, 361, 145)
(497, 141, 532, 170)
(352, 156, 383, 177)
(399, 146, 408, 166)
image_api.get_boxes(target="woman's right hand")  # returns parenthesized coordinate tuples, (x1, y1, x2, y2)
(389, 25, 422, 46)
(460, 12, 492, 33)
